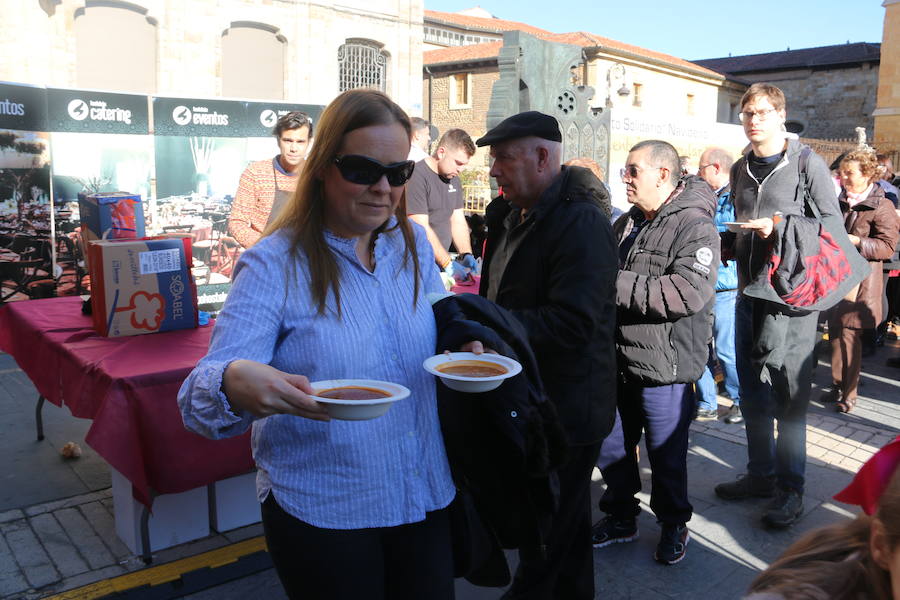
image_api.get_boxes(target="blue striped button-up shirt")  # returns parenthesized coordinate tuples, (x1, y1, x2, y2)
(178, 220, 455, 529)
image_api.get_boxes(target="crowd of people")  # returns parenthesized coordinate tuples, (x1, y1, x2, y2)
(177, 82, 900, 600)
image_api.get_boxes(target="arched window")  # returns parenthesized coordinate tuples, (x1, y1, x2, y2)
(74, 1, 157, 93)
(221, 22, 285, 100)
(338, 39, 388, 93)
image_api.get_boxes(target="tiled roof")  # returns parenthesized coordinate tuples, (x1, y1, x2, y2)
(424, 29, 722, 79)
(423, 9, 551, 35)
(538, 31, 722, 79)
(694, 42, 881, 75)
(424, 40, 503, 65)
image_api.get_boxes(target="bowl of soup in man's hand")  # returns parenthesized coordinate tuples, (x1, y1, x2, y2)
(311, 379, 410, 420)
(423, 352, 522, 393)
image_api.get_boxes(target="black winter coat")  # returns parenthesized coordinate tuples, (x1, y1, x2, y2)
(613, 175, 719, 385)
(479, 165, 618, 446)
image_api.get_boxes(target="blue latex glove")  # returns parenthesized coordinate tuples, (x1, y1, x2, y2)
(448, 260, 471, 284)
(456, 253, 478, 272)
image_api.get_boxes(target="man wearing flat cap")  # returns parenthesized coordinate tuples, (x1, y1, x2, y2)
(476, 111, 618, 599)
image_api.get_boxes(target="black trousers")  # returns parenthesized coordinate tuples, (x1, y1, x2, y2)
(598, 382, 694, 524)
(504, 442, 602, 600)
(261, 493, 454, 600)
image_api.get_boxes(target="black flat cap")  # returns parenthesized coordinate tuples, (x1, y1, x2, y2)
(475, 111, 561, 146)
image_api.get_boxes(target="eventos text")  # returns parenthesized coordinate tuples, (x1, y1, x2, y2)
(191, 106, 229, 126)
(0, 99, 26, 116)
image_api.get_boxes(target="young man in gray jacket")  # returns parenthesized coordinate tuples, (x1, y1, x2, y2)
(714, 83, 852, 528)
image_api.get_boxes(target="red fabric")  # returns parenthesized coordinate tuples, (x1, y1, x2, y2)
(0, 297, 253, 507)
(834, 435, 900, 515)
(450, 274, 481, 295)
(769, 229, 853, 307)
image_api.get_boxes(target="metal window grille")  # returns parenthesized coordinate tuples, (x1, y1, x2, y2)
(338, 41, 387, 92)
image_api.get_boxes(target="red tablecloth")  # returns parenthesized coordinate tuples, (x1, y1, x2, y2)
(450, 274, 481, 295)
(0, 297, 253, 507)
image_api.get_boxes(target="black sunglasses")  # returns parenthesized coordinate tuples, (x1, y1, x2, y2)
(333, 155, 416, 187)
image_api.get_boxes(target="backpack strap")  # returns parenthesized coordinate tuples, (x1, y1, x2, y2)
(797, 145, 822, 220)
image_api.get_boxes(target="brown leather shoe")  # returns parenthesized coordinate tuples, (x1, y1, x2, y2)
(836, 395, 857, 413)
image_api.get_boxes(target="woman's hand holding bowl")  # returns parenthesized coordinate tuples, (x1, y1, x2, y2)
(223, 359, 331, 421)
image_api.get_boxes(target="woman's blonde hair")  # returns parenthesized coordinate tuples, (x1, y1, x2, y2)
(264, 89, 419, 315)
(840, 148, 880, 182)
(748, 468, 900, 599)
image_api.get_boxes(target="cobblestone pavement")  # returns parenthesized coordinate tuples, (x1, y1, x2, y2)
(0, 339, 897, 599)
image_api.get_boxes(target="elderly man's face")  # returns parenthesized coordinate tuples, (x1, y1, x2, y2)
(489, 139, 539, 206)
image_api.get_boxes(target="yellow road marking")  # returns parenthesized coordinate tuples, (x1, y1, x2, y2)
(44, 536, 268, 599)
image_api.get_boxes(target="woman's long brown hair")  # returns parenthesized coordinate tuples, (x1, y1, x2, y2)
(747, 468, 900, 599)
(262, 89, 420, 316)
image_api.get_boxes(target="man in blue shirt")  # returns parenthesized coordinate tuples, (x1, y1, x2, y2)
(694, 147, 743, 424)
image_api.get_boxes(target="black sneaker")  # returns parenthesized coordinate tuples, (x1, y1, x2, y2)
(723, 405, 743, 424)
(654, 523, 689, 565)
(762, 488, 803, 528)
(714, 474, 776, 500)
(591, 516, 638, 548)
(695, 408, 718, 421)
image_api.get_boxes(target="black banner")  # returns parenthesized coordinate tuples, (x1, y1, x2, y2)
(153, 97, 245, 137)
(242, 101, 324, 137)
(0, 82, 48, 132)
(47, 88, 149, 134)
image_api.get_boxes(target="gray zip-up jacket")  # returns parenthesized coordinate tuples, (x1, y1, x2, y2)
(730, 139, 846, 290)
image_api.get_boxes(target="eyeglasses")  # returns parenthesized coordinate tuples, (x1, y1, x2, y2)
(619, 164, 663, 181)
(333, 155, 416, 187)
(738, 108, 778, 123)
(697, 164, 714, 172)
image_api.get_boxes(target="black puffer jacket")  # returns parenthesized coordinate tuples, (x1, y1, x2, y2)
(479, 165, 618, 446)
(614, 175, 719, 385)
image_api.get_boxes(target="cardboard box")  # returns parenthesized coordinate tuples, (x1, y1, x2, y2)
(88, 235, 199, 337)
(79, 192, 146, 244)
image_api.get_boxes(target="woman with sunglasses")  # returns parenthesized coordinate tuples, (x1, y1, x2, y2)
(178, 89, 462, 600)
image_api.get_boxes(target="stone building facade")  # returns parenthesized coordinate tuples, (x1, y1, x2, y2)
(695, 43, 880, 140)
(876, 0, 900, 143)
(0, 0, 425, 113)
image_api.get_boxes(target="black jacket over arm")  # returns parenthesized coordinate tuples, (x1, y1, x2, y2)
(479, 165, 618, 446)
(432, 293, 568, 586)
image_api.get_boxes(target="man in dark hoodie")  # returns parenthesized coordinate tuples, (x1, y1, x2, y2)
(476, 111, 618, 600)
(592, 140, 718, 566)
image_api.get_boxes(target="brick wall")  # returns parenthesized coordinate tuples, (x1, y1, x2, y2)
(425, 66, 498, 167)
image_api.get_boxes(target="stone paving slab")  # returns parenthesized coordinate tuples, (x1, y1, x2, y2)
(29, 512, 90, 579)
(0, 531, 30, 600)
(1, 518, 59, 590)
